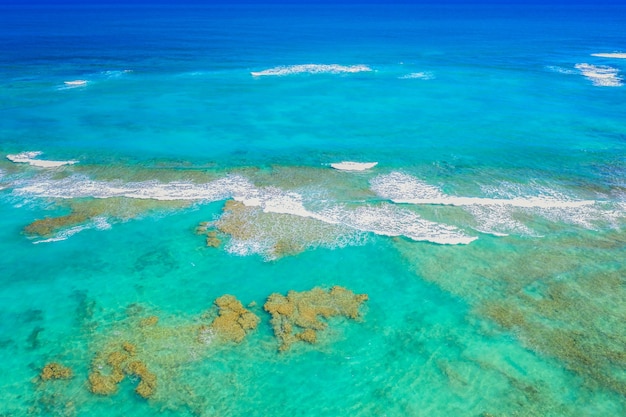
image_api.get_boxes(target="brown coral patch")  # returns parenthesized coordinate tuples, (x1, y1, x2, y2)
(24, 213, 90, 236)
(206, 231, 222, 248)
(40, 363, 73, 381)
(88, 344, 131, 395)
(122, 341, 137, 356)
(88, 370, 121, 396)
(126, 360, 158, 399)
(139, 316, 159, 327)
(264, 286, 368, 352)
(210, 295, 259, 343)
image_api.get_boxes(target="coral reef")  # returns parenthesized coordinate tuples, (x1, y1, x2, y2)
(24, 213, 90, 236)
(213, 199, 357, 259)
(42, 286, 367, 409)
(209, 295, 260, 343)
(397, 233, 626, 399)
(126, 360, 158, 399)
(23, 197, 190, 238)
(206, 231, 221, 248)
(88, 345, 129, 395)
(264, 286, 368, 351)
(139, 316, 159, 327)
(40, 363, 73, 381)
(88, 340, 157, 399)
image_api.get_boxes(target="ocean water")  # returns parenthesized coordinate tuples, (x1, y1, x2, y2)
(1, 3, 626, 416)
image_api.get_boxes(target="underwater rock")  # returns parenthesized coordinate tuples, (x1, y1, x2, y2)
(195, 221, 211, 234)
(24, 212, 90, 237)
(122, 341, 137, 356)
(139, 316, 159, 327)
(214, 199, 356, 259)
(205, 230, 221, 248)
(264, 286, 368, 351)
(210, 295, 259, 343)
(88, 344, 131, 395)
(126, 360, 157, 399)
(40, 363, 73, 381)
(88, 343, 158, 398)
(296, 329, 317, 344)
(88, 370, 120, 395)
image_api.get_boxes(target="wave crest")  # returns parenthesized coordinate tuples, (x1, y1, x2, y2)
(575, 63, 623, 87)
(251, 64, 372, 77)
(7, 151, 79, 168)
(399, 72, 434, 80)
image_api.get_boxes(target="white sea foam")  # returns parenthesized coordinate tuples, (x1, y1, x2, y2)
(591, 53, 626, 59)
(64, 80, 88, 86)
(320, 204, 476, 245)
(12, 174, 255, 201)
(575, 63, 623, 87)
(545, 65, 577, 75)
(370, 172, 625, 236)
(11, 170, 475, 246)
(399, 72, 435, 80)
(102, 70, 132, 78)
(33, 217, 111, 244)
(231, 182, 474, 245)
(6, 151, 79, 168)
(371, 172, 595, 208)
(251, 64, 373, 77)
(330, 161, 378, 171)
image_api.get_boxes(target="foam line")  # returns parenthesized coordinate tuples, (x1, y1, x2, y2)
(32, 217, 111, 244)
(330, 162, 378, 171)
(251, 64, 372, 77)
(64, 80, 87, 86)
(399, 72, 434, 80)
(13, 174, 255, 201)
(575, 63, 623, 87)
(591, 53, 626, 59)
(232, 184, 474, 245)
(13, 172, 476, 246)
(371, 172, 596, 208)
(7, 151, 79, 168)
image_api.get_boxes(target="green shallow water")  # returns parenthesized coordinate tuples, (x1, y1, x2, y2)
(1, 181, 625, 416)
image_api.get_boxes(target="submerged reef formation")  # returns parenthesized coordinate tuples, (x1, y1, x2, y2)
(264, 286, 368, 351)
(24, 213, 91, 236)
(397, 232, 626, 398)
(88, 342, 141, 396)
(40, 363, 73, 381)
(23, 197, 190, 239)
(210, 200, 357, 259)
(206, 295, 260, 343)
(39, 286, 366, 410)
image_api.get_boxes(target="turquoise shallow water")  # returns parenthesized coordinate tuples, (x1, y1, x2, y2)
(1, 3, 626, 416)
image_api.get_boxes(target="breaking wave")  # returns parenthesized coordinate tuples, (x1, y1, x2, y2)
(330, 161, 378, 171)
(12, 174, 254, 201)
(230, 183, 475, 245)
(399, 72, 435, 80)
(370, 172, 624, 236)
(575, 63, 623, 87)
(33, 217, 111, 244)
(591, 52, 626, 59)
(6, 151, 79, 168)
(251, 64, 372, 77)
